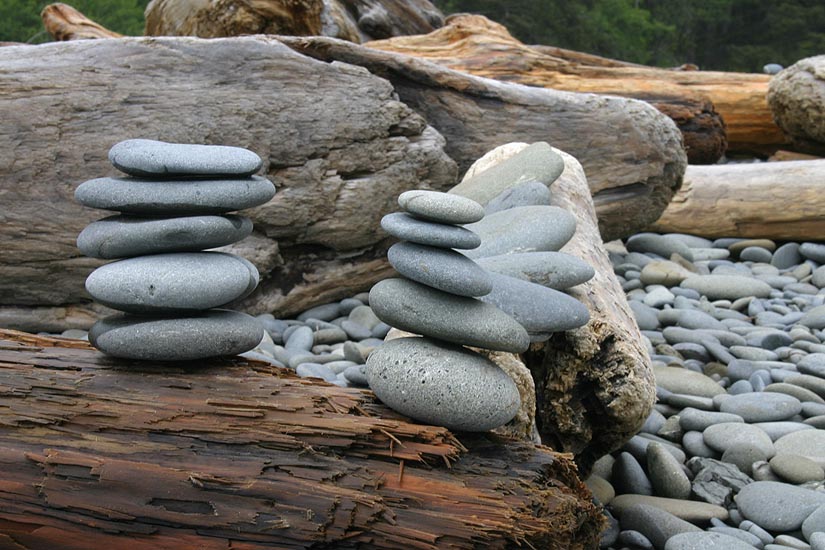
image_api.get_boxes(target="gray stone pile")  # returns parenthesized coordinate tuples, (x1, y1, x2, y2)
(75, 139, 275, 360)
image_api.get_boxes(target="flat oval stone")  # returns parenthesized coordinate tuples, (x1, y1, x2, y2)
(77, 214, 253, 259)
(388, 242, 492, 297)
(626, 233, 695, 262)
(485, 180, 552, 214)
(109, 139, 262, 177)
(89, 309, 263, 360)
(366, 337, 520, 431)
(720, 392, 803, 422)
(398, 190, 484, 224)
(654, 366, 726, 397)
(775, 430, 825, 467)
(462, 205, 576, 259)
(476, 251, 594, 290)
(380, 212, 481, 249)
(369, 278, 529, 353)
(679, 408, 744, 432)
(680, 275, 773, 300)
(610, 495, 728, 523)
(75, 175, 276, 215)
(665, 532, 757, 550)
(479, 272, 589, 339)
(736, 481, 825, 532)
(85, 252, 257, 313)
(703, 422, 775, 456)
(769, 453, 825, 484)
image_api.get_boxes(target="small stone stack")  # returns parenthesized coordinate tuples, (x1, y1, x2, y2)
(366, 190, 531, 432)
(75, 139, 276, 361)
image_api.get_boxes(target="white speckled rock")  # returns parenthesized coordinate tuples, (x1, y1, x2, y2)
(366, 337, 520, 431)
(108, 139, 262, 177)
(398, 190, 484, 224)
(387, 242, 492, 297)
(380, 212, 481, 249)
(462, 205, 576, 259)
(736, 481, 825, 532)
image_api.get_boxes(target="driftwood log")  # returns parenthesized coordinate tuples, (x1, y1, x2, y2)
(0, 329, 603, 548)
(453, 144, 654, 474)
(365, 14, 789, 158)
(650, 159, 825, 240)
(278, 35, 688, 241)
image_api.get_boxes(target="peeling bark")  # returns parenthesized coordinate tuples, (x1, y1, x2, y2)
(0, 329, 603, 549)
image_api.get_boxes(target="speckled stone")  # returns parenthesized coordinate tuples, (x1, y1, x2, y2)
(736, 481, 825, 532)
(476, 251, 594, 290)
(617, 504, 701, 550)
(720, 392, 803, 422)
(462, 205, 576, 259)
(665, 532, 757, 550)
(647, 442, 691, 499)
(679, 408, 744, 432)
(75, 175, 276, 215)
(365, 337, 520, 431)
(775, 430, 825, 467)
(680, 275, 773, 300)
(85, 252, 258, 313)
(398, 190, 484, 224)
(108, 139, 262, 177)
(369, 278, 529, 353)
(611, 494, 729, 523)
(703, 422, 775, 456)
(387, 242, 492, 297)
(769, 453, 825, 483)
(380, 212, 481, 250)
(484, 180, 552, 214)
(654, 366, 727, 397)
(802, 504, 825, 542)
(77, 214, 253, 259)
(89, 309, 263, 360)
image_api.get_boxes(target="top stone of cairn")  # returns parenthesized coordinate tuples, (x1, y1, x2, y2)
(398, 190, 485, 225)
(109, 139, 263, 178)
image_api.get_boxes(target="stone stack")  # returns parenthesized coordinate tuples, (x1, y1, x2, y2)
(75, 139, 276, 361)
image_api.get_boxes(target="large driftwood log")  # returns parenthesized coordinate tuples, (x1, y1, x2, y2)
(0, 37, 455, 329)
(453, 144, 654, 474)
(144, 0, 444, 42)
(650, 159, 825, 240)
(278, 35, 687, 242)
(0, 329, 603, 548)
(365, 14, 789, 157)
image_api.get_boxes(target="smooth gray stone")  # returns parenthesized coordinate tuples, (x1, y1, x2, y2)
(388, 242, 492, 297)
(680, 275, 773, 300)
(798, 353, 825, 378)
(348, 305, 381, 330)
(616, 504, 701, 550)
(380, 212, 481, 250)
(720, 392, 803, 422)
(475, 251, 594, 290)
(369, 278, 530, 353)
(625, 252, 655, 268)
(658, 308, 725, 330)
(707, 527, 765, 548)
(645, 286, 676, 308)
(801, 243, 825, 263)
(728, 379, 754, 394)
(740, 246, 774, 263)
(775, 430, 825, 466)
(342, 341, 367, 364)
(296, 363, 337, 382)
(803, 504, 825, 542)
(449, 141, 564, 205)
(338, 298, 364, 314)
(785, 374, 825, 399)
(285, 325, 314, 351)
(484, 180, 551, 214)
(341, 320, 372, 341)
(813, 533, 825, 550)
(723, 441, 773, 476)
(108, 138, 262, 177)
(85, 252, 257, 313)
(365, 337, 520, 431)
(753, 421, 816, 441)
(672, 342, 710, 362)
(600, 510, 620, 548)
(803, 402, 825, 417)
(398, 189, 484, 224)
(686, 456, 753, 507)
(774, 535, 813, 550)
(665, 532, 756, 550)
(343, 364, 368, 386)
(463, 205, 576, 259)
(371, 322, 391, 339)
(665, 233, 713, 249)
(75, 175, 275, 215)
(772, 242, 803, 269)
(626, 233, 695, 262)
(618, 530, 654, 550)
(631, 301, 660, 330)
(648, 442, 691, 499)
(654, 365, 726, 397)
(736, 481, 825, 532)
(666, 393, 714, 410)
(813, 266, 825, 288)
(325, 360, 359, 375)
(801, 305, 825, 330)
(479, 272, 589, 339)
(731, 345, 779, 362)
(297, 303, 342, 322)
(89, 309, 263, 360)
(679, 408, 744, 432)
(704, 423, 775, 456)
(766, 382, 825, 404)
(770, 453, 825, 484)
(623, 434, 687, 464)
(612, 452, 653, 495)
(727, 359, 783, 382)
(642, 409, 667, 434)
(683, 431, 719, 459)
(77, 214, 252, 259)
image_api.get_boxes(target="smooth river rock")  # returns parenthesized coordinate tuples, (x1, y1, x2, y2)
(380, 212, 481, 250)
(665, 532, 757, 550)
(462, 205, 576, 259)
(85, 252, 258, 313)
(775, 430, 825, 467)
(654, 365, 727, 398)
(475, 251, 594, 290)
(89, 309, 264, 360)
(108, 138, 263, 177)
(397, 189, 484, 224)
(369, 278, 530, 353)
(75, 175, 276, 215)
(387, 242, 492, 297)
(680, 275, 773, 301)
(719, 392, 803, 423)
(736, 481, 825, 532)
(365, 337, 520, 431)
(484, 180, 552, 214)
(76, 214, 253, 259)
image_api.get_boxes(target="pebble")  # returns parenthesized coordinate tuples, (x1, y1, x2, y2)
(802, 504, 825, 542)
(295, 363, 337, 382)
(654, 365, 726, 397)
(775, 430, 825, 466)
(75, 175, 276, 215)
(297, 303, 342, 322)
(766, 383, 825, 404)
(343, 364, 368, 386)
(365, 337, 520, 431)
(680, 275, 773, 300)
(463, 205, 576, 259)
(814, 533, 825, 550)
(773, 243, 803, 269)
(800, 305, 825, 330)
(618, 530, 654, 549)
(683, 431, 718, 458)
(397, 189, 484, 224)
(610, 494, 728, 523)
(484, 180, 551, 214)
(703, 422, 775, 456)
(616, 504, 701, 550)
(108, 138, 262, 177)
(380, 212, 481, 249)
(285, 325, 315, 351)
(388, 242, 492, 297)
(740, 246, 773, 263)
(369, 278, 530, 352)
(585, 474, 615, 504)
(640, 260, 695, 286)
(626, 233, 695, 262)
(736, 481, 825, 532)
(679, 408, 744, 431)
(647, 442, 692, 499)
(658, 308, 726, 331)
(800, 243, 825, 263)
(753, 421, 816, 441)
(665, 531, 758, 550)
(688, 457, 752, 506)
(769, 453, 825, 484)
(719, 392, 803, 422)
(475, 251, 594, 290)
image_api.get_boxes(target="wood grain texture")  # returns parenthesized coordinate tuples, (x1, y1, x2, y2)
(0, 329, 603, 549)
(768, 55, 825, 154)
(0, 36, 456, 328)
(279, 34, 687, 241)
(41, 3, 122, 40)
(651, 160, 825, 240)
(365, 14, 788, 157)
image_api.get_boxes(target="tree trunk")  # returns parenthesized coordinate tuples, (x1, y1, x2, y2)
(365, 14, 789, 158)
(0, 329, 603, 549)
(650, 159, 825, 240)
(278, 35, 687, 242)
(41, 3, 122, 40)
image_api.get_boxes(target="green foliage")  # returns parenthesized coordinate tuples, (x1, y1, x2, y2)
(0, 0, 151, 44)
(434, 0, 825, 72)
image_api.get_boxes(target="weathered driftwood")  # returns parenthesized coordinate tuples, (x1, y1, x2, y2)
(0, 36, 455, 329)
(143, 0, 444, 42)
(453, 144, 654, 475)
(41, 3, 122, 40)
(365, 14, 789, 157)
(650, 159, 825, 240)
(278, 35, 687, 241)
(768, 55, 825, 154)
(0, 329, 603, 548)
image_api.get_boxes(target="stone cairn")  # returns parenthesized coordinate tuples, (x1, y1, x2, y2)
(75, 139, 276, 361)
(366, 181, 594, 432)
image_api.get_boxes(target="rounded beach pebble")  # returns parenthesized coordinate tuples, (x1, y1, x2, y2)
(398, 189, 484, 224)
(380, 212, 481, 250)
(365, 337, 520, 431)
(108, 138, 262, 177)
